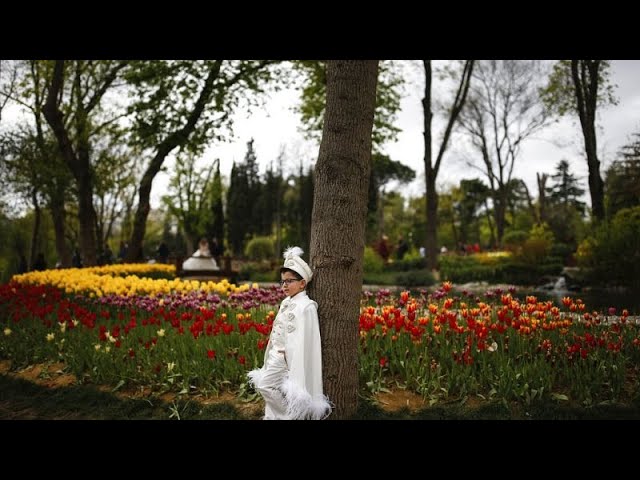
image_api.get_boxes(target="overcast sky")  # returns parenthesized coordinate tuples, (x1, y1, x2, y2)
(161, 59, 640, 208)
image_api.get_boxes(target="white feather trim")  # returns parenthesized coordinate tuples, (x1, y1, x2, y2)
(281, 377, 332, 420)
(247, 368, 265, 388)
(283, 246, 304, 259)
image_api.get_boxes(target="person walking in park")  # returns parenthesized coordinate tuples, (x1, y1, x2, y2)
(247, 246, 331, 420)
(396, 234, 409, 260)
(156, 242, 169, 263)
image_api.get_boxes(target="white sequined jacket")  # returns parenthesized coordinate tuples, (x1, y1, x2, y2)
(249, 290, 331, 419)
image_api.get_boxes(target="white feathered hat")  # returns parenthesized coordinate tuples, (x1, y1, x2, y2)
(281, 246, 313, 283)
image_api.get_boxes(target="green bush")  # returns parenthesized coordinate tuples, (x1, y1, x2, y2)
(388, 253, 427, 272)
(439, 253, 562, 285)
(503, 230, 528, 251)
(363, 269, 435, 287)
(363, 246, 384, 274)
(577, 206, 640, 289)
(244, 236, 274, 261)
(550, 242, 573, 261)
(394, 270, 436, 287)
(238, 260, 277, 281)
(516, 223, 554, 265)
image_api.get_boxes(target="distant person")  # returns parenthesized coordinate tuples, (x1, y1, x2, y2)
(182, 238, 219, 271)
(210, 237, 223, 265)
(376, 235, 391, 264)
(118, 241, 128, 262)
(396, 235, 409, 261)
(157, 242, 170, 263)
(17, 253, 28, 274)
(419, 246, 426, 258)
(103, 244, 114, 264)
(32, 253, 47, 271)
(72, 249, 83, 268)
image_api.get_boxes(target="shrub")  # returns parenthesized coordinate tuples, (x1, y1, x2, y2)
(503, 230, 528, 251)
(394, 270, 436, 287)
(363, 246, 384, 274)
(577, 206, 640, 288)
(244, 236, 274, 261)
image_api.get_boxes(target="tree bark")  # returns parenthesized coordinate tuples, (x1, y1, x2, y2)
(571, 60, 605, 221)
(308, 60, 378, 420)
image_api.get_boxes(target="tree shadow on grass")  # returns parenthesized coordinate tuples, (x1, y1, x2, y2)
(353, 396, 640, 420)
(0, 375, 247, 420)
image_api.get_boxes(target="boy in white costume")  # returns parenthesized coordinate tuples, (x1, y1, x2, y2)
(248, 247, 331, 420)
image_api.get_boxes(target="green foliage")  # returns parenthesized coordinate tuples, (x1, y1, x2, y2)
(294, 60, 403, 153)
(387, 252, 427, 272)
(502, 230, 528, 250)
(393, 270, 436, 287)
(605, 133, 640, 218)
(362, 269, 435, 287)
(368, 153, 416, 231)
(541, 60, 617, 116)
(124, 61, 281, 155)
(363, 246, 384, 274)
(439, 253, 562, 285)
(516, 223, 554, 265)
(162, 154, 217, 250)
(577, 206, 640, 288)
(244, 236, 275, 261)
(550, 242, 574, 263)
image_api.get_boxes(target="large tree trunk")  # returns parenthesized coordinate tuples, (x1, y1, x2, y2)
(308, 60, 378, 420)
(571, 60, 605, 221)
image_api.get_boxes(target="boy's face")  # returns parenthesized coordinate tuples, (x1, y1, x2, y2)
(280, 273, 305, 297)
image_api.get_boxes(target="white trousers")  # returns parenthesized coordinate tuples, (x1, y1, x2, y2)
(255, 349, 289, 420)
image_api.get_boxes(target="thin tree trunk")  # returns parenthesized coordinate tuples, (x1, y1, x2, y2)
(536, 172, 547, 224)
(29, 187, 41, 269)
(423, 60, 474, 269)
(308, 60, 378, 420)
(483, 199, 496, 248)
(50, 202, 71, 267)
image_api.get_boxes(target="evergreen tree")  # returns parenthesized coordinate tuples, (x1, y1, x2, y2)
(606, 133, 640, 217)
(548, 159, 586, 213)
(546, 159, 586, 246)
(227, 161, 249, 255)
(255, 163, 279, 237)
(206, 159, 225, 253)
